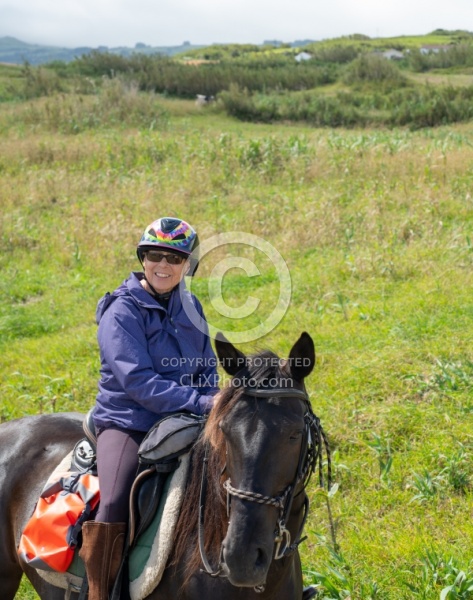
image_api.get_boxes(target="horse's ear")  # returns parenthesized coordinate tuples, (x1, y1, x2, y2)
(288, 332, 315, 381)
(215, 332, 247, 376)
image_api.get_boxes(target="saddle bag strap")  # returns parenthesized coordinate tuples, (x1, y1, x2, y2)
(66, 502, 93, 549)
(77, 575, 88, 600)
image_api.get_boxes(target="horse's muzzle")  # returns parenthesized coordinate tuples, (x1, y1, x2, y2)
(221, 537, 271, 588)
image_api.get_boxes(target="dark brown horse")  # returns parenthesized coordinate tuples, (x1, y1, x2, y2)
(0, 332, 327, 600)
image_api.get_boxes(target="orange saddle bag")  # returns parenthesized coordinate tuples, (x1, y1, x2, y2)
(18, 470, 100, 572)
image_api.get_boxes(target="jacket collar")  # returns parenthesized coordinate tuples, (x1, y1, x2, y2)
(127, 272, 186, 313)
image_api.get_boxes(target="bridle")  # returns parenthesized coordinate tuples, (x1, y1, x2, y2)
(198, 384, 331, 591)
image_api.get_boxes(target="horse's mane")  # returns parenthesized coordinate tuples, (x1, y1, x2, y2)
(171, 350, 288, 581)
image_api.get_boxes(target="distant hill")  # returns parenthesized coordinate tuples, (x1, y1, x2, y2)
(3, 31, 472, 66)
(0, 36, 206, 65)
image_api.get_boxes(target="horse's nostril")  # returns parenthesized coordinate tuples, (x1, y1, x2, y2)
(255, 547, 267, 568)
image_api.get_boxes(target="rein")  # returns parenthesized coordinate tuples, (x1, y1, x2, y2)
(198, 384, 332, 589)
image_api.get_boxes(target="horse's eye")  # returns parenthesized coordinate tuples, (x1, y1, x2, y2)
(290, 431, 303, 442)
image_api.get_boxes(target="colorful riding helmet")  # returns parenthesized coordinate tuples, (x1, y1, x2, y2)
(137, 217, 200, 274)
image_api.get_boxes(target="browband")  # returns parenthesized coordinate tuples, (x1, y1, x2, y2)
(243, 387, 309, 402)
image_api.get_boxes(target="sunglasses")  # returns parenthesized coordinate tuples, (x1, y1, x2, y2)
(145, 251, 186, 265)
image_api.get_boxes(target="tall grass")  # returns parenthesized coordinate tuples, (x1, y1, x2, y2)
(0, 78, 169, 134)
(2, 88, 473, 599)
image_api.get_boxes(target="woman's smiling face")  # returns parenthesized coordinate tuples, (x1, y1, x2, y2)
(142, 251, 189, 294)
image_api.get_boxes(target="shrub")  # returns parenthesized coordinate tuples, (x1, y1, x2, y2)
(218, 85, 267, 122)
(219, 87, 365, 128)
(343, 54, 408, 89)
(221, 80, 473, 129)
(21, 62, 64, 98)
(67, 52, 336, 97)
(70, 51, 133, 77)
(390, 86, 473, 128)
(408, 43, 473, 72)
(312, 45, 360, 64)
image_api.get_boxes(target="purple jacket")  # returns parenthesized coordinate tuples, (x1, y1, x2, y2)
(93, 272, 219, 432)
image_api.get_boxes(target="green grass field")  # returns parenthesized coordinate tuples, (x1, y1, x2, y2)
(2, 71, 473, 599)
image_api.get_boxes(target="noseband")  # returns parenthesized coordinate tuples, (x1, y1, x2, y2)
(198, 384, 331, 590)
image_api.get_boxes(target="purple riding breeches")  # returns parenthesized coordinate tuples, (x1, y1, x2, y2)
(94, 426, 146, 523)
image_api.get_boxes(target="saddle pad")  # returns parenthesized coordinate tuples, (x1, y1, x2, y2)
(129, 452, 190, 600)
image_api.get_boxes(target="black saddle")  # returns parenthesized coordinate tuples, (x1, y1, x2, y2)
(129, 413, 205, 545)
(83, 408, 97, 447)
(73, 409, 204, 546)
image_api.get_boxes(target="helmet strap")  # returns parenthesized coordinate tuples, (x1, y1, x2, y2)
(143, 275, 175, 300)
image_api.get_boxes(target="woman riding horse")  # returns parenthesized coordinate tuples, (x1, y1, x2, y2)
(80, 217, 219, 600)
(0, 332, 323, 599)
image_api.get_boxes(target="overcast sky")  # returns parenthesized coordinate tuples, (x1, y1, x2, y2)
(1, 0, 472, 48)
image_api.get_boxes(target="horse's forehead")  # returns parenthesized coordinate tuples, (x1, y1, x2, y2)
(227, 394, 305, 422)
